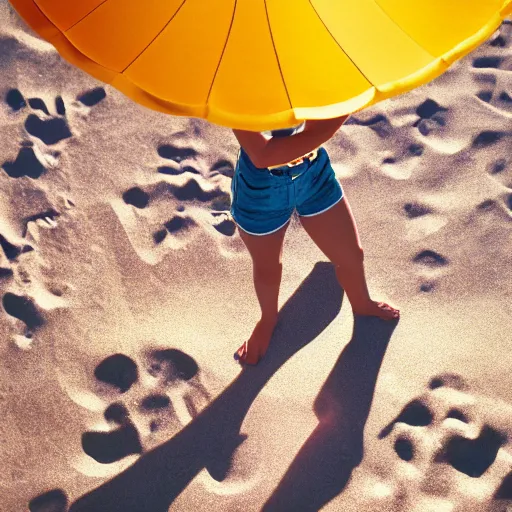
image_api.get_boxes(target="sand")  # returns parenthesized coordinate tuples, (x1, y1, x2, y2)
(0, 3, 511, 511)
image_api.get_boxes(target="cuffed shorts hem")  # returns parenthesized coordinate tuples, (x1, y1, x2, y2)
(230, 213, 291, 236)
(297, 192, 344, 217)
(296, 179, 344, 217)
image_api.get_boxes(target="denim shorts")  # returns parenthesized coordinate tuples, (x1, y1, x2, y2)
(230, 146, 344, 236)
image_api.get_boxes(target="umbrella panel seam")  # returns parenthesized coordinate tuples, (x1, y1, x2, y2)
(120, 0, 189, 74)
(308, 0, 374, 89)
(372, 0, 436, 59)
(206, 0, 239, 110)
(264, 0, 292, 112)
(65, 0, 109, 33)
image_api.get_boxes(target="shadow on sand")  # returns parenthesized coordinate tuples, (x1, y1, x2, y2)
(69, 261, 342, 511)
(262, 302, 397, 511)
(69, 261, 397, 511)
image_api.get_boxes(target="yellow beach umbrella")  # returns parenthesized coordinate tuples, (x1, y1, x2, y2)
(8, 0, 512, 131)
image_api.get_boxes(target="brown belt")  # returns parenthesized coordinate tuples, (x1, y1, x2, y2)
(267, 147, 319, 170)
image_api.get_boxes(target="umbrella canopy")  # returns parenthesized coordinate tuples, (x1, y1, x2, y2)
(8, 0, 512, 131)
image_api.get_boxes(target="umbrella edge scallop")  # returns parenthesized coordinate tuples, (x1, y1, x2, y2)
(8, 0, 512, 130)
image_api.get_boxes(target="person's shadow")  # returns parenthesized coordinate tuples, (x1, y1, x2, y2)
(69, 261, 344, 512)
(262, 307, 398, 511)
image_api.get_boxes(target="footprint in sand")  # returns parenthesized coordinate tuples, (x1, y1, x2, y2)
(411, 248, 450, 293)
(1, 140, 48, 179)
(487, 158, 512, 196)
(472, 131, 510, 149)
(473, 56, 506, 70)
(402, 199, 442, 249)
(413, 99, 449, 137)
(76, 87, 107, 108)
(28, 489, 68, 512)
(114, 144, 237, 261)
(351, 111, 429, 179)
(404, 203, 434, 219)
(0, 205, 70, 346)
(1, 291, 44, 342)
(2, 87, 106, 178)
(122, 187, 150, 209)
(412, 250, 449, 268)
(475, 84, 512, 111)
(345, 113, 394, 139)
(119, 180, 201, 248)
(379, 142, 426, 176)
(376, 373, 512, 511)
(6, 89, 72, 146)
(473, 21, 512, 112)
(0, 233, 33, 263)
(155, 143, 235, 236)
(80, 348, 211, 465)
(484, 157, 512, 217)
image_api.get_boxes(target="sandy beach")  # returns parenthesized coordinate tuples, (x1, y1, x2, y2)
(0, 3, 511, 511)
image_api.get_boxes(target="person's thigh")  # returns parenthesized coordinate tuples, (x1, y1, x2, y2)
(237, 220, 290, 269)
(230, 159, 294, 236)
(298, 194, 363, 265)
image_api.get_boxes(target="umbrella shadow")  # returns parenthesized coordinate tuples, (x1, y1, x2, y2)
(69, 261, 343, 512)
(261, 312, 398, 512)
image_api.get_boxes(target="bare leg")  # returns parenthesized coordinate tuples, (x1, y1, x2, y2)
(299, 194, 399, 321)
(235, 221, 290, 364)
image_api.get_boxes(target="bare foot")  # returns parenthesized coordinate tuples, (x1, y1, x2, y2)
(352, 300, 400, 321)
(234, 316, 278, 365)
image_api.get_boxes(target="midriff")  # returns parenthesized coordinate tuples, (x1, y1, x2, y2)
(267, 146, 321, 170)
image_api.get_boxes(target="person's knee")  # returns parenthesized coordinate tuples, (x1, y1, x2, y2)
(254, 262, 283, 281)
(334, 245, 364, 267)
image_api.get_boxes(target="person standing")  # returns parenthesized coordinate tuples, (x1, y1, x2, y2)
(230, 116, 400, 365)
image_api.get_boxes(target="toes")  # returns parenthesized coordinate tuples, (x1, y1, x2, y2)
(380, 302, 399, 313)
(234, 342, 247, 362)
(234, 342, 260, 365)
(378, 302, 400, 319)
(353, 301, 400, 319)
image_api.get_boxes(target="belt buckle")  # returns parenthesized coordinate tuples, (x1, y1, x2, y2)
(287, 149, 317, 168)
(287, 156, 304, 168)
